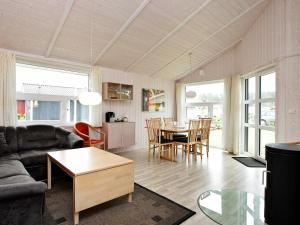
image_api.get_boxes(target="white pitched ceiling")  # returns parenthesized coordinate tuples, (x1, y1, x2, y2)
(0, 0, 270, 79)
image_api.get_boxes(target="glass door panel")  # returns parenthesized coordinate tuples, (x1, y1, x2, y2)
(260, 102, 275, 127)
(186, 106, 209, 119)
(259, 130, 275, 159)
(185, 82, 224, 149)
(242, 70, 276, 160)
(245, 127, 256, 155)
(261, 72, 276, 98)
(211, 104, 223, 148)
(247, 77, 256, 100)
(245, 103, 255, 124)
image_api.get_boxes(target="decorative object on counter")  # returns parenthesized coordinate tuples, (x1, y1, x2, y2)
(115, 116, 128, 122)
(102, 82, 133, 100)
(142, 88, 165, 112)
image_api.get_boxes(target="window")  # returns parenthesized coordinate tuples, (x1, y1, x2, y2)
(185, 82, 224, 148)
(16, 63, 89, 124)
(242, 69, 276, 159)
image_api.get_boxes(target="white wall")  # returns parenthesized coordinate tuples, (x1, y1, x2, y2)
(179, 0, 300, 142)
(101, 67, 175, 150)
(180, 45, 238, 83)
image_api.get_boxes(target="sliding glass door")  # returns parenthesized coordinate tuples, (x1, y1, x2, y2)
(185, 81, 224, 148)
(242, 69, 276, 160)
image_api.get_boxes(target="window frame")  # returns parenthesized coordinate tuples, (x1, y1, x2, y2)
(16, 63, 90, 126)
(185, 80, 224, 120)
(241, 67, 276, 159)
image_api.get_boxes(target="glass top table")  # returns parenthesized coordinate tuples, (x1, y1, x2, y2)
(198, 189, 265, 225)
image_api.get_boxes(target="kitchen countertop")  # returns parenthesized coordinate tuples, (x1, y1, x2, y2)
(103, 121, 135, 123)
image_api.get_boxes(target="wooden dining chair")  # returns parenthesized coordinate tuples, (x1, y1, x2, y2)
(146, 119, 174, 162)
(175, 119, 201, 159)
(199, 118, 212, 157)
(146, 118, 160, 157)
(163, 117, 186, 140)
(74, 122, 106, 150)
(163, 117, 174, 126)
(150, 117, 162, 126)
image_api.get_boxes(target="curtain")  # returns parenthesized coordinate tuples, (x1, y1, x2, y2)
(223, 75, 241, 154)
(176, 82, 185, 125)
(89, 66, 102, 127)
(0, 52, 17, 126)
(223, 77, 232, 151)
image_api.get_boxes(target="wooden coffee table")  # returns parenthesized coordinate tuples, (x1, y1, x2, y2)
(47, 147, 134, 225)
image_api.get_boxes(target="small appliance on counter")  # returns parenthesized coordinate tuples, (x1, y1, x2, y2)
(105, 111, 115, 122)
(115, 116, 129, 122)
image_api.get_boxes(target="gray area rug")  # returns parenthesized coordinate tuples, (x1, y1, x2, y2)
(43, 179, 195, 225)
(232, 157, 266, 168)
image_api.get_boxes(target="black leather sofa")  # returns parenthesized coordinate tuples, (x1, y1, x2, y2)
(0, 125, 84, 225)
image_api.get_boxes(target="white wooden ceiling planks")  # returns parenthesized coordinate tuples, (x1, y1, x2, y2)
(0, 0, 270, 79)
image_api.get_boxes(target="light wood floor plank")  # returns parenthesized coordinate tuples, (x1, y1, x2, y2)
(119, 148, 265, 225)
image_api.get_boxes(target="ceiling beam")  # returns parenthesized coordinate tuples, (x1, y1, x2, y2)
(151, 0, 268, 77)
(173, 39, 242, 80)
(93, 0, 152, 64)
(45, 0, 75, 57)
(125, 0, 214, 71)
(1, 47, 91, 70)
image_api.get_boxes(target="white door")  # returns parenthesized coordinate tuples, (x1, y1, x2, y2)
(242, 69, 276, 160)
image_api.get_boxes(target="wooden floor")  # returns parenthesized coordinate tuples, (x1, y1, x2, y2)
(119, 148, 265, 225)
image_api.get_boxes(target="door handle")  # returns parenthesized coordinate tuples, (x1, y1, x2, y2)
(262, 170, 271, 185)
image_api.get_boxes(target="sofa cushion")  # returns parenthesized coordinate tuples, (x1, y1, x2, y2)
(0, 127, 18, 156)
(0, 153, 20, 161)
(0, 132, 8, 157)
(0, 174, 35, 185)
(0, 132, 8, 146)
(19, 149, 61, 166)
(26, 125, 56, 141)
(55, 127, 71, 148)
(19, 150, 48, 166)
(17, 126, 59, 151)
(0, 160, 29, 179)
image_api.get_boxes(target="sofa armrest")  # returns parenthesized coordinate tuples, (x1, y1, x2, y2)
(0, 181, 47, 201)
(66, 132, 84, 149)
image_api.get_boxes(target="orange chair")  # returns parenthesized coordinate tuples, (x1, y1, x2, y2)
(74, 122, 106, 150)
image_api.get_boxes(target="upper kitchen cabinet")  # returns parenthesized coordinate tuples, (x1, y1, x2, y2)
(102, 82, 133, 101)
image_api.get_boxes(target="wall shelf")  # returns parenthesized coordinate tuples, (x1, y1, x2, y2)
(102, 82, 133, 100)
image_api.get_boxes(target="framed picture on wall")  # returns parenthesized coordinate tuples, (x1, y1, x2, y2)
(142, 88, 165, 112)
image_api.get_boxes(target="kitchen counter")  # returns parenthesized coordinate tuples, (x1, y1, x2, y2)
(102, 122, 135, 149)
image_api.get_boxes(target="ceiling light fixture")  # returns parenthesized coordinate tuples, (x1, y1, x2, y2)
(186, 52, 197, 99)
(79, 91, 102, 105)
(186, 91, 197, 98)
(78, 0, 102, 106)
(188, 52, 205, 77)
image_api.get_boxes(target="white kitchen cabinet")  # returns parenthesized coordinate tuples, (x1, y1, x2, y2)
(102, 122, 135, 150)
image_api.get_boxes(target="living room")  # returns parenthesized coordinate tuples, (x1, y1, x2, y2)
(0, 0, 300, 225)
